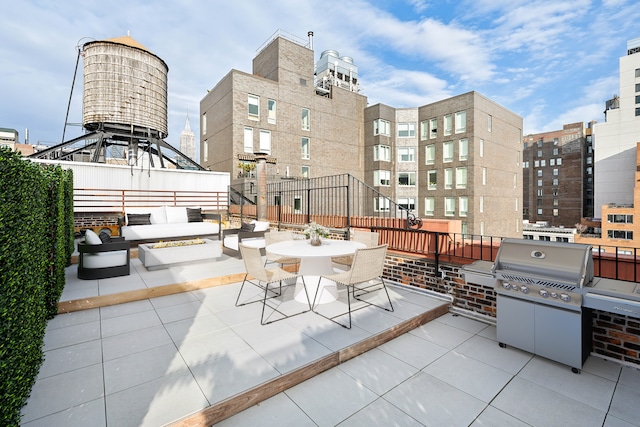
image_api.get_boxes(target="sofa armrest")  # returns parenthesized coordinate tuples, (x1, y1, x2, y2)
(202, 213, 222, 239)
(79, 240, 131, 254)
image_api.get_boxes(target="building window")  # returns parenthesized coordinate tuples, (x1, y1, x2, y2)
(537, 170, 542, 177)
(301, 108, 310, 131)
(557, 237, 569, 243)
(637, 68, 640, 78)
(248, 94, 259, 119)
(444, 168, 453, 189)
(608, 230, 633, 240)
(488, 114, 492, 132)
(294, 197, 302, 213)
(557, 158, 562, 165)
(537, 208, 543, 215)
(540, 160, 546, 167)
(636, 108, 640, 116)
(553, 178, 558, 186)
(540, 235, 551, 241)
(243, 127, 253, 153)
(459, 196, 468, 217)
(534, 160, 539, 167)
(443, 141, 454, 162)
(553, 148, 559, 155)
(553, 188, 559, 196)
(374, 197, 390, 212)
(268, 99, 276, 124)
(397, 123, 415, 137)
(537, 150, 543, 157)
(458, 138, 468, 160)
(202, 113, 207, 135)
(398, 198, 415, 210)
(537, 179, 542, 186)
(586, 167, 592, 175)
(374, 119, 390, 136)
(420, 120, 428, 140)
(398, 147, 415, 162)
(424, 197, 435, 216)
(550, 159, 555, 166)
(482, 167, 487, 185)
(553, 209, 559, 216)
(374, 144, 391, 161)
(445, 197, 455, 216)
(425, 144, 435, 165)
(636, 83, 640, 92)
(430, 118, 438, 139)
(537, 189, 543, 196)
(301, 137, 310, 159)
(587, 157, 592, 164)
(553, 198, 559, 206)
(444, 114, 452, 135)
(480, 196, 484, 213)
(608, 214, 633, 223)
(553, 168, 558, 176)
(398, 172, 416, 186)
(259, 130, 271, 154)
(537, 140, 543, 148)
(301, 166, 310, 178)
(374, 170, 391, 186)
(514, 173, 517, 188)
(456, 167, 467, 189)
(428, 170, 437, 190)
(203, 140, 208, 162)
(479, 139, 484, 157)
(455, 111, 466, 133)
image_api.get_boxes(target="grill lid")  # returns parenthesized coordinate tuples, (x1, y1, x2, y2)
(492, 239, 593, 288)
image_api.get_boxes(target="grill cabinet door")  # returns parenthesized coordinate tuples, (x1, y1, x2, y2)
(534, 304, 583, 369)
(497, 295, 535, 353)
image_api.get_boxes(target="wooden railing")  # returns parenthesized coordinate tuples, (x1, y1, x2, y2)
(74, 188, 229, 213)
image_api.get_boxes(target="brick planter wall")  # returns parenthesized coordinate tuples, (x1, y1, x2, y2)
(74, 212, 121, 236)
(592, 310, 640, 366)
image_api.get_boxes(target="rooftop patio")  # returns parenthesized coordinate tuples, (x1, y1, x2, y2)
(19, 246, 640, 427)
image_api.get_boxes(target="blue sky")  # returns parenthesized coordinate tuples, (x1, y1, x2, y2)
(2, 0, 638, 152)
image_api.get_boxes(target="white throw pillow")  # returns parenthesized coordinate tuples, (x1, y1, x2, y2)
(250, 220, 270, 232)
(85, 229, 102, 245)
(165, 206, 188, 223)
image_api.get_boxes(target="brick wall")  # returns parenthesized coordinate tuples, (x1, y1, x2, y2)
(74, 212, 121, 236)
(592, 310, 640, 366)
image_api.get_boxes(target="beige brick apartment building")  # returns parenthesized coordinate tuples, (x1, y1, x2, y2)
(200, 33, 523, 238)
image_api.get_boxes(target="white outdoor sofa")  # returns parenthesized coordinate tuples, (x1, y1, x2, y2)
(118, 206, 221, 242)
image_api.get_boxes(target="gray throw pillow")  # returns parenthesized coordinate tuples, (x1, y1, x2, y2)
(127, 213, 151, 226)
(187, 208, 203, 222)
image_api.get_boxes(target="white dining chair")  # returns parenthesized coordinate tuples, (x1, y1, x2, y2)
(237, 243, 311, 325)
(315, 244, 393, 329)
(332, 230, 379, 268)
(264, 230, 300, 271)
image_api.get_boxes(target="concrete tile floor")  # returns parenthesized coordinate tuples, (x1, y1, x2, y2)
(20, 254, 640, 427)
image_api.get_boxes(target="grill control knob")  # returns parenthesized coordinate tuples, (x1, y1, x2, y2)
(560, 293, 571, 302)
(550, 292, 558, 299)
(520, 286, 529, 294)
(512, 284, 520, 292)
(503, 283, 511, 290)
(539, 289, 549, 298)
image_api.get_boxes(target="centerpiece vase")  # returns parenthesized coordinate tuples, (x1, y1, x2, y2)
(309, 234, 322, 246)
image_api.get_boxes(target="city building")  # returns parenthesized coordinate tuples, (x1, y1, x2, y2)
(0, 127, 19, 150)
(522, 122, 592, 227)
(523, 221, 577, 242)
(593, 36, 640, 219)
(200, 32, 523, 238)
(179, 113, 196, 162)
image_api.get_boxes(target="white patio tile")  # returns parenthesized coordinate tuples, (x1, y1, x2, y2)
(604, 414, 637, 427)
(154, 300, 212, 324)
(38, 339, 102, 379)
(21, 398, 106, 427)
(103, 343, 188, 395)
(471, 405, 531, 427)
(46, 308, 100, 330)
(455, 334, 533, 375)
(60, 281, 99, 301)
(422, 350, 513, 403)
(105, 370, 208, 427)
(100, 310, 162, 338)
(101, 324, 174, 361)
(492, 377, 606, 427)
(148, 291, 199, 309)
(285, 368, 379, 427)
(608, 383, 640, 425)
(216, 393, 316, 427)
(518, 356, 616, 411)
(383, 372, 486, 426)
(337, 397, 423, 427)
(163, 311, 229, 343)
(338, 348, 418, 395)
(582, 355, 623, 381)
(99, 299, 154, 320)
(21, 364, 104, 424)
(249, 332, 332, 374)
(304, 322, 372, 352)
(434, 312, 491, 334)
(377, 332, 448, 370)
(42, 320, 101, 351)
(619, 365, 640, 390)
(190, 347, 281, 404)
(409, 318, 474, 349)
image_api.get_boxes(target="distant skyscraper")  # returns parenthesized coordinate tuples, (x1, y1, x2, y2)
(179, 113, 196, 161)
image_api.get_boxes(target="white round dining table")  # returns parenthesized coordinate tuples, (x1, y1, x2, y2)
(266, 239, 366, 304)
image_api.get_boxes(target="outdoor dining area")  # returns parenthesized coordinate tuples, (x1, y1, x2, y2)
(19, 224, 640, 426)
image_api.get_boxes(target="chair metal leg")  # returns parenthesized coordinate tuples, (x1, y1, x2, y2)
(312, 277, 352, 329)
(236, 274, 282, 307)
(352, 277, 394, 313)
(261, 277, 312, 325)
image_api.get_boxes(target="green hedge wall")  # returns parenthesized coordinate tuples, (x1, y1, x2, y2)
(0, 148, 74, 425)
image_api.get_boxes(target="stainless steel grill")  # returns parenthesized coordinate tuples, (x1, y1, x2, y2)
(492, 239, 593, 373)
